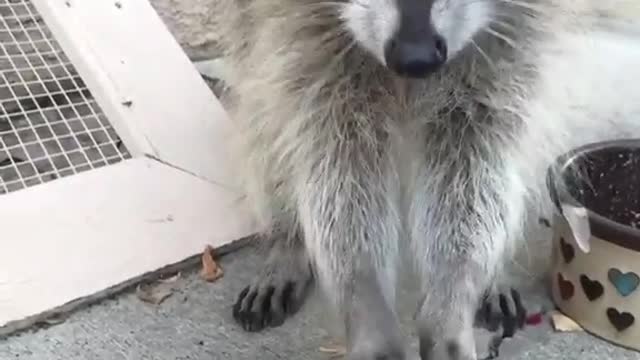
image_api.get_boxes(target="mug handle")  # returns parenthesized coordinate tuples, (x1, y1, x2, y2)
(560, 202, 592, 253)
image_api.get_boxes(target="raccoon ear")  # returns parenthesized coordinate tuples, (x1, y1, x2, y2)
(560, 203, 591, 254)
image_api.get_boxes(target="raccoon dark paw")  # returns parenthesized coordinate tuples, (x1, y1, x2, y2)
(475, 287, 527, 360)
(475, 287, 527, 337)
(232, 258, 313, 332)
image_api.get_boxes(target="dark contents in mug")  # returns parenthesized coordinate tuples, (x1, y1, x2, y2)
(569, 147, 640, 229)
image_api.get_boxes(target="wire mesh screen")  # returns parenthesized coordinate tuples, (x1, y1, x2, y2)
(0, 0, 130, 195)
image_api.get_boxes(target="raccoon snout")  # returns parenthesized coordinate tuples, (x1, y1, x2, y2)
(384, 32, 447, 78)
(384, 0, 447, 79)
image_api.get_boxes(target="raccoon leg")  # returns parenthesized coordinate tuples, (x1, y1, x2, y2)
(296, 146, 405, 360)
(232, 230, 314, 332)
(409, 163, 524, 360)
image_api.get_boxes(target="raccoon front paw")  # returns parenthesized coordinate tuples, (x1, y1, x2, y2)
(232, 255, 313, 332)
(416, 304, 477, 360)
(418, 333, 477, 360)
(475, 287, 527, 337)
(474, 287, 527, 359)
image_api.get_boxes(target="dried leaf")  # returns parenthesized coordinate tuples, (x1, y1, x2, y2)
(550, 311, 583, 332)
(136, 282, 174, 305)
(159, 272, 181, 284)
(35, 313, 68, 327)
(319, 344, 347, 359)
(43, 315, 67, 325)
(201, 245, 224, 282)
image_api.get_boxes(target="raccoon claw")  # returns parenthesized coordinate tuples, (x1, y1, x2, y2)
(232, 266, 313, 332)
(476, 288, 527, 338)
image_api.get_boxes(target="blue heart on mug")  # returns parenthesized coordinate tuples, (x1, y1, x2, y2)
(608, 268, 640, 297)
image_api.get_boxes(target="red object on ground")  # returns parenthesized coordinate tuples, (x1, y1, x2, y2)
(526, 312, 543, 326)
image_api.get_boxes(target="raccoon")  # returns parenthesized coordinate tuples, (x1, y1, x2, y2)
(210, 0, 640, 358)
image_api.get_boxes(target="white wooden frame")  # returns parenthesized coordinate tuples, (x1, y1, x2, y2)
(0, 0, 257, 331)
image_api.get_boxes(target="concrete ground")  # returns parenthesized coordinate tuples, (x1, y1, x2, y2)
(2, 243, 640, 360)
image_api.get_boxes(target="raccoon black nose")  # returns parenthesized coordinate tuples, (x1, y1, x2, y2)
(384, 34, 448, 78)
